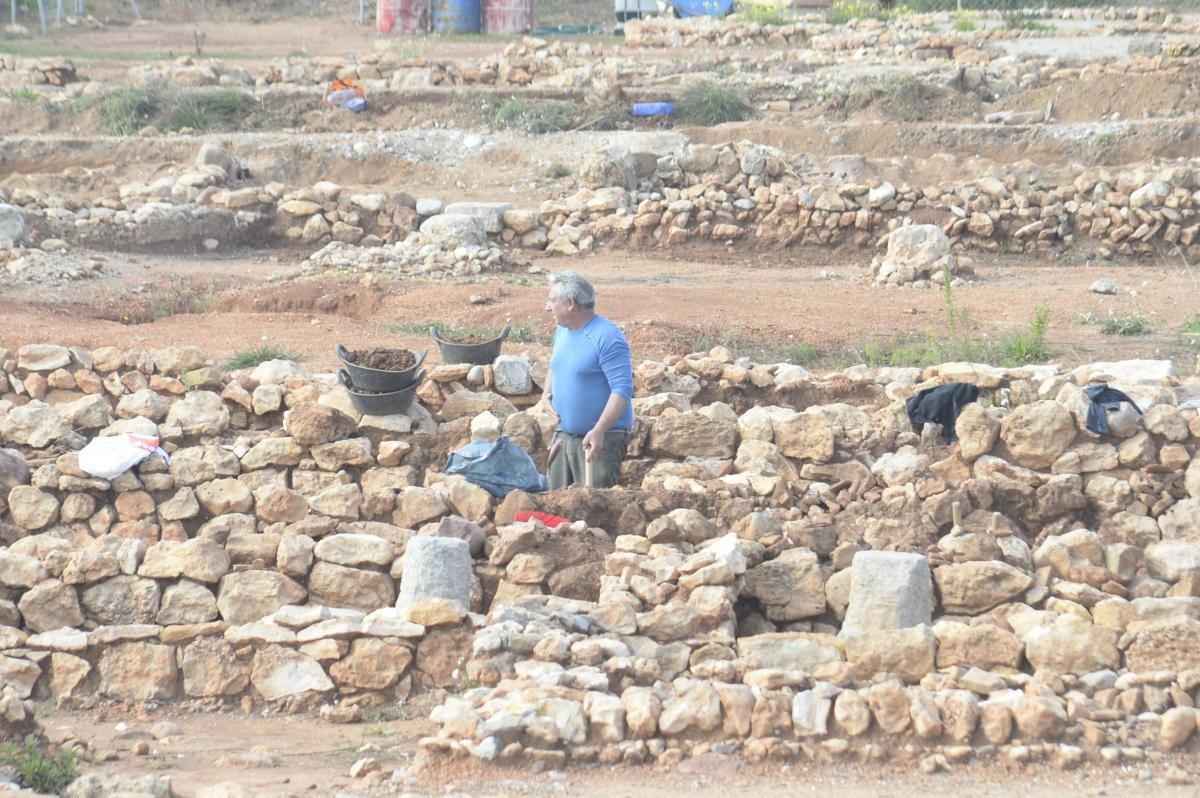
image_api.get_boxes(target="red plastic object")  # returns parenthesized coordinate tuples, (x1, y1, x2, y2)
(512, 510, 570, 528)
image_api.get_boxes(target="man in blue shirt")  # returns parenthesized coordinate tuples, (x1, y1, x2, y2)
(541, 270, 634, 489)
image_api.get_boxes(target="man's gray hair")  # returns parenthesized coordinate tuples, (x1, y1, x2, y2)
(548, 270, 596, 310)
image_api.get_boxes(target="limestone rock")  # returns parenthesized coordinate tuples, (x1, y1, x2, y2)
(934, 560, 1032, 615)
(841, 551, 930, 635)
(181, 636, 250, 697)
(329, 638, 413, 689)
(165, 390, 230, 436)
(250, 645, 333, 700)
(217, 571, 307, 624)
(1000, 401, 1076, 470)
(98, 642, 179, 700)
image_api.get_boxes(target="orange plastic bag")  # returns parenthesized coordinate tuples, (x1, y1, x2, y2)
(324, 78, 368, 112)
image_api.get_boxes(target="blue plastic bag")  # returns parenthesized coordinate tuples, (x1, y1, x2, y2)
(632, 102, 676, 117)
(445, 435, 548, 498)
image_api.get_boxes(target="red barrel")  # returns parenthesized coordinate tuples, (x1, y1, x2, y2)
(378, 0, 429, 34)
(482, 0, 532, 34)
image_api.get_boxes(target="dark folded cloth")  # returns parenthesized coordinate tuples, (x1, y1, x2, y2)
(905, 382, 981, 442)
(1083, 382, 1142, 435)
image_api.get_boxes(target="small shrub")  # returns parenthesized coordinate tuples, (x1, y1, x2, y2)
(0, 736, 78, 794)
(675, 80, 753, 126)
(1100, 313, 1150, 336)
(951, 17, 976, 31)
(101, 84, 166, 135)
(1179, 315, 1200, 335)
(391, 321, 511, 343)
(493, 98, 578, 134)
(742, 3, 791, 26)
(825, 0, 911, 25)
(226, 344, 306, 370)
(1003, 12, 1054, 31)
(545, 162, 571, 179)
(999, 305, 1052, 365)
(507, 321, 552, 346)
(843, 75, 943, 123)
(165, 89, 247, 132)
(1093, 132, 1113, 147)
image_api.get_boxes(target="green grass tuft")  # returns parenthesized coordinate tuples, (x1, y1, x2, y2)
(166, 89, 248, 132)
(742, 4, 792, 25)
(494, 98, 578, 134)
(100, 84, 166, 135)
(1179, 315, 1200, 335)
(226, 345, 306, 370)
(390, 320, 552, 346)
(675, 80, 754, 126)
(0, 736, 78, 795)
(998, 304, 1052, 365)
(95, 83, 251, 135)
(1100, 313, 1151, 336)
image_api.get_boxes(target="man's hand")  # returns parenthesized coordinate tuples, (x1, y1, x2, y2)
(581, 428, 603, 462)
(540, 393, 558, 423)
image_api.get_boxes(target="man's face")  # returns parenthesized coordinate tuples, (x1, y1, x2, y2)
(545, 286, 572, 326)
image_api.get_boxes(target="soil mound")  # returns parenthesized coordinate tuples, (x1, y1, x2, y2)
(344, 347, 416, 371)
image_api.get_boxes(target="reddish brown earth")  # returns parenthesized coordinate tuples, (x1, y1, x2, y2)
(39, 703, 1200, 797)
(2, 248, 1198, 373)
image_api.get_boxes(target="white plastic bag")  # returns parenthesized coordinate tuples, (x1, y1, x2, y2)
(77, 433, 161, 480)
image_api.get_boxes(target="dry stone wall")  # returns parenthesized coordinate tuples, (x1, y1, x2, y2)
(5, 142, 1199, 267)
(1, 342, 1199, 765)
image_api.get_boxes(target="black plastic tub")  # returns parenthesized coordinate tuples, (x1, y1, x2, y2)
(338, 369, 424, 416)
(336, 344, 427, 393)
(430, 323, 511, 366)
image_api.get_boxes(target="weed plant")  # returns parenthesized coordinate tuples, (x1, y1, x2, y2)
(494, 97, 576, 134)
(226, 345, 306, 369)
(842, 75, 942, 123)
(0, 736, 78, 794)
(742, 4, 792, 25)
(167, 89, 247, 131)
(99, 83, 166, 135)
(93, 83, 250, 135)
(390, 320, 550, 346)
(675, 81, 753, 126)
(1100, 313, 1151, 336)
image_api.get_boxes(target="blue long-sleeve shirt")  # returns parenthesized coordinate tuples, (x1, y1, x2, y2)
(550, 315, 634, 436)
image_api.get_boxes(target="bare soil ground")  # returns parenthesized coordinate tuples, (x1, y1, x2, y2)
(2, 248, 1198, 372)
(37, 704, 1200, 797)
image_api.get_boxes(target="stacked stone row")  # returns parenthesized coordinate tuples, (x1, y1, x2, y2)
(621, 8, 1198, 50)
(539, 144, 1200, 258)
(424, 355, 1200, 764)
(22, 142, 1199, 260)
(0, 342, 567, 710)
(1, 341, 1198, 731)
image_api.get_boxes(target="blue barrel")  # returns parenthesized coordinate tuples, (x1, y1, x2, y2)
(432, 0, 480, 33)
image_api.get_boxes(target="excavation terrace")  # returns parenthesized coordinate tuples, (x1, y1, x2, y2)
(1, 2, 1200, 796)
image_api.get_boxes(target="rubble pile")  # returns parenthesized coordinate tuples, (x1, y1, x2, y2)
(0, 340, 1197, 759)
(1, 246, 106, 288)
